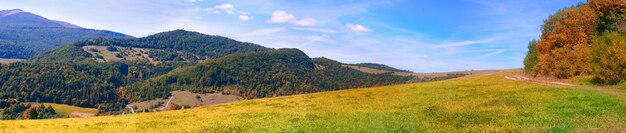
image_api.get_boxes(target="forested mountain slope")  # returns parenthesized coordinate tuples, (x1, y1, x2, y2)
(33, 30, 271, 62)
(124, 49, 418, 102)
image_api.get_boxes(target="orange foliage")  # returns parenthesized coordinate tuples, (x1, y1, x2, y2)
(588, 0, 626, 15)
(536, 4, 597, 78)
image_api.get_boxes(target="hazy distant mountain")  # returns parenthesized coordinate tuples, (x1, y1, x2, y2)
(0, 9, 132, 59)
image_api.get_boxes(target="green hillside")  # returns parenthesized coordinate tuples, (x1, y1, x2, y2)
(32, 30, 271, 62)
(0, 61, 192, 112)
(3, 73, 625, 132)
(125, 49, 418, 102)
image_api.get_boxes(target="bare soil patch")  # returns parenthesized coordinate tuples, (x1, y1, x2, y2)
(126, 91, 242, 113)
(69, 111, 96, 118)
(503, 70, 626, 95)
(82, 45, 155, 63)
(0, 58, 24, 64)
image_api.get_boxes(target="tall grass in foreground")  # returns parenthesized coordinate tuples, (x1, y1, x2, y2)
(1, 74, 626, 132)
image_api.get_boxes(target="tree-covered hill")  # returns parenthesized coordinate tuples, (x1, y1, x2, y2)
(0, 60, 193, 112)
(33, 30, 271, 62)
(124, 49, 419, 103)
(0, 9, 132, 59)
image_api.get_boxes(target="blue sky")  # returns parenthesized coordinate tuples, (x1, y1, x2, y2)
(0, 0, 585, 72)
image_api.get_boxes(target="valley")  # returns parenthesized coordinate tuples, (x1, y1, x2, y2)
(2, 71, 626, 132)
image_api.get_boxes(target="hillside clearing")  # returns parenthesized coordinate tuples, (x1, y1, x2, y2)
(0, 58, 24, 64)
(126, 91, 242, 112)
(82, 46, 154, 62)
(37, 103, 98, 116)
(2, 73, 626, 132)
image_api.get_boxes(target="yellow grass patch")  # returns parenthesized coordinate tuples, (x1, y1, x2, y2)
(2, 74, 626, 132)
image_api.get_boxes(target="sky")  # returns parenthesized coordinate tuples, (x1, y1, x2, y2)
(0, 0, 586, 72)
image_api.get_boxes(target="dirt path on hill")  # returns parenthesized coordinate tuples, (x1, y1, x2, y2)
(502, 71, 626, 95)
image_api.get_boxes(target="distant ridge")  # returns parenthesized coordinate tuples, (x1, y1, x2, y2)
(0, 9, 81, 28)
(0, 9, 24, 17)
(0, 9, 131, 59)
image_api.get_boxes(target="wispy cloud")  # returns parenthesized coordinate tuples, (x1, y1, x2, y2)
(434, 37, 499, 49)
(479, 49, 507, 58)
(292, 18, 317, 26)
(238, 27, 286, 37)
(291, 27, 337, 33)
(186, 0, 203, 3)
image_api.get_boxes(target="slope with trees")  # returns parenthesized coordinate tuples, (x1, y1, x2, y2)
(32, 30, 271, 62)
(524, 0, 626, 85)
(124, 49, 425, 104)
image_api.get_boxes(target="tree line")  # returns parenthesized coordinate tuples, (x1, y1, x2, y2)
(0, 60, 192, 113)
(524, 0, 626, 85)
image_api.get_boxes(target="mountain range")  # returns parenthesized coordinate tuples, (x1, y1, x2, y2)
(0, 9, 464, 116)
(0, 9, 131, 59)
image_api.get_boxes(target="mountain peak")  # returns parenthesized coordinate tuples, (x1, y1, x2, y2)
(0, 9, 82, 28)
(0, 9, 25, 17)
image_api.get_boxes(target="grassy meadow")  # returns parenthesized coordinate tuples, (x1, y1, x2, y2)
(43, 103, 99, 116)
(1, 74, 626, 132)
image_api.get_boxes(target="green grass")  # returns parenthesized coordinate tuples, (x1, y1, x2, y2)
(42, 103, 98, 116)
(566, 75, 626, 90)
(1, 74, 626, 132)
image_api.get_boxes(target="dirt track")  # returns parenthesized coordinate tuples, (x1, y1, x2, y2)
(501, 70, 626, 96)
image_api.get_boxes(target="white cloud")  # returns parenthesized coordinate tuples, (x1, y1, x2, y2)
(214, 3, 235, 14)
(267, 10, 295, 23)
(292, 18, 317, 26)
(345, 23, 372, 32)
(266, 10, 319, 27)
(291, 27, 337, 33)
(205, 3, 254, 21)
(204, 8, 220, 14)
(238, 27, 286, 37)
(239, 15, 253, 21)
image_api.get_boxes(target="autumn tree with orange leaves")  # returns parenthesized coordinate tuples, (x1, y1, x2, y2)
(526, 0, 626, 84)
(535, 4, 597, 78)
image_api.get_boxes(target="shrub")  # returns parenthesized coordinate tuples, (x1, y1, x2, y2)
(591, 32, 626, 84)
(107, 46, 119, 52)
(22, 107, 39, 119)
